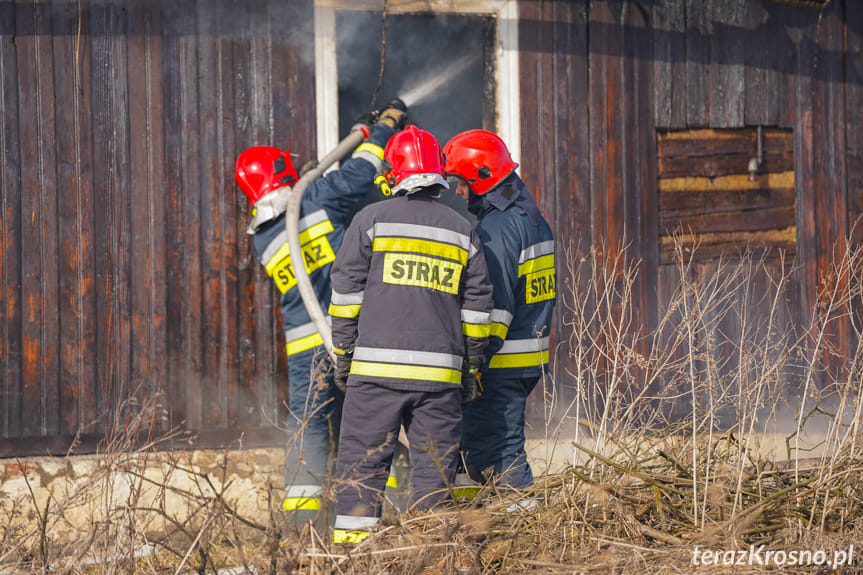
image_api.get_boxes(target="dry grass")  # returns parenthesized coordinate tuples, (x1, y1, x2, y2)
(2, 237, 863, 574)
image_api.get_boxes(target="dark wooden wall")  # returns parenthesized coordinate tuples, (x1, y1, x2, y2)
(2, 0, 861, 456)
(519, 0, 862, 389)
(0, 0, 315, 456)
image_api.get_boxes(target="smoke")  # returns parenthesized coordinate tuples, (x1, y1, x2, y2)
(398, 51, 481, 109)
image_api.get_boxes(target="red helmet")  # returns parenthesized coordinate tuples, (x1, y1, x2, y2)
(444, 130, 518, 195)
(384, 125, 447, 195)
(235, 146, 299, 206)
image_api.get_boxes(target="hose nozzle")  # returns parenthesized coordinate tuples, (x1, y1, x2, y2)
(385, 98, 407, 113)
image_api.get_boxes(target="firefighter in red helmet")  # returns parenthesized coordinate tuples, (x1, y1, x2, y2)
(329, 125, 493, 543)
(444, 129, 556, 493)
(235, 102, 407, 517)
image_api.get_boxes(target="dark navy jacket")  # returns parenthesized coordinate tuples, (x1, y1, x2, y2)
(468, 173, 556, 379)
(252, 124, 395, 356)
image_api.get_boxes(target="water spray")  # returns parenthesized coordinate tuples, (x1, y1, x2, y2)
(397, 51, 481, 108)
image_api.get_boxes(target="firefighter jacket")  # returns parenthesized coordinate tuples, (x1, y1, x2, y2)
(467, 173, 556, 379)
(251, 124, 395, 356)
(329, 189, 494, 392)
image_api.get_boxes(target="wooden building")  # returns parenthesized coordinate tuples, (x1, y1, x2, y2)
(0, 0, 858, 457)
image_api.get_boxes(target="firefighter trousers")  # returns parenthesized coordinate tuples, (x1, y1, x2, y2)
(283, 346, 343, 509)
(461, 375, 539, 490)
(334, 382, 461, 528)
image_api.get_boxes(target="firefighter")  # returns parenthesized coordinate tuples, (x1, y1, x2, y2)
(444, 129, 556, 491)
(234, 102, 407, 515)
(328, 125, 493, 543)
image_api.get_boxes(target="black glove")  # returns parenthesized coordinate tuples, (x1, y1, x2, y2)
(334, 347, 354, 393)
(377, 98, 408, 131)
(461, 356, 483, 407)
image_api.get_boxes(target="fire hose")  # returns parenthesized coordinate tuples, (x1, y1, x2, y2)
(283, 126, 369, 362)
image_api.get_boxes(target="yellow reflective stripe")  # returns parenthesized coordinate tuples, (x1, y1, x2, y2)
(372, 237, 468, 265)
(462, 322, 491, 338)
(328, 303, 362, 318)
(355, 142, 385, 158)
(518, 253, 555, 277)
(286, 332, 324, 355)
(453, 486, 480, 499)
(333, 529, 371, 544)
(351, 361, 461, 384)
(490, 322, 509, 340)
(386, 475, 398, 488)
(283, 497, 321, 511)
(488, 349, 549, 369)
(302, 220, 334, 242)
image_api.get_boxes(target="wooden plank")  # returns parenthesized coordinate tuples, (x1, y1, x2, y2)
(624, 0, 658, 356)
(743, 0, 767, 126)
(535, 0, 557, 226)
(774, 5, 798, 128)
(661, 205, 796, 235)
(589, 2, 624, 254)
(180, 0, 203, 429)
(99, 3, 133, 429)
(709, 0, 746, 127)
(659, 228, 797, 264)
(653, 0, 686, 129)
(658, 150, 793, 179)
(0, 0, 22, 438)
(127, 0, 167, 434)
(16, 0, 54, 436)
(90, 3, 115, 433)
(37, 1, 60, 438)
(229, 0, 259, 427)
(659, 187, 795, 217)
(552, 2, 589, 249)
(657, 128, 793, 159)
(659, 171, 795, 192)
(547, 1, 588, 392)
(685, 0, 711, 126)
(197, 0, 225, 428)
(220, 0, 241, 428)
(160, 0, 189, 438)
(793, 4, 817, 346)
(811, 3, 848, 381)
(127, 0, 152, 416)
(53, 0, 97, 437)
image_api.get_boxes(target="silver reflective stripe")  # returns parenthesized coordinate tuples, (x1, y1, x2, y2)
(262, 231, 288, 265)
(368, 222, 474, 256)
(461, 309, 490, 325)
(331, 290, 365, 305)
(285, 485, 323, 498)
(353, 150, 384, 171)
(298, 209, 329, 230)
(284, 317, 331, 342)
(490, 309, 514, 327)
(261, 209, 330, 263)
(353, 346, 462, 370)
(519, 240, 555, 264)
(334, 515, 379, 530)
(497, 336, 550, 355)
